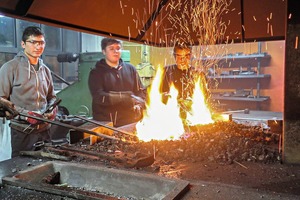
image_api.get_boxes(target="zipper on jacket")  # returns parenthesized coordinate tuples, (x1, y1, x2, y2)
(29, 64, 41, 108)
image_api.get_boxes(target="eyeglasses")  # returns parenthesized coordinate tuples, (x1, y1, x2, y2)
(107, 47, 122, 52)
(25, 40, 46, 46)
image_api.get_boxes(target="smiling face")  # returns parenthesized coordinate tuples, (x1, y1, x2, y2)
(21, 35, 46, 62)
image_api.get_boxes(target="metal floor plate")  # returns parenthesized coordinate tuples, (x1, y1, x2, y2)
(2, 161, 189, 200)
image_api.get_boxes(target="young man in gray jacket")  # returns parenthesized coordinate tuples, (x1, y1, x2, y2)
(0, 26, 57, 157)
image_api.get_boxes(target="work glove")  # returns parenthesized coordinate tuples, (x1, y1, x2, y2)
(26, 111, 43, 125)
(0, 97, 19, 120)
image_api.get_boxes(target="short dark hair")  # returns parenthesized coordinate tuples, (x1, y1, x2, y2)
(101, 38, 122, 51)
(173, 44, 192, 54)
(22, 26, 45, 42)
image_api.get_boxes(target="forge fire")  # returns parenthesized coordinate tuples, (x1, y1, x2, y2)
(67, 65, 282, 171)
(136, 67, 219, 142)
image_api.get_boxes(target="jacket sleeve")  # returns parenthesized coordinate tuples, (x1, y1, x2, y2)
(131, 67, 146, 100)
(0, 63, 14, 99)
(107, 91, 133, 105)
(0, 62, 30, 116)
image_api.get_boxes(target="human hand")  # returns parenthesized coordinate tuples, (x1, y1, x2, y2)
(27, 111, 43, 125)
(0, 109, 7, 118)
(0, 109, 18, 120)
(133, 104, 143, 120)
(131, 95, 145, 109)
(178, 98, 193, 110)
(44, 106, 57, 121)
(0, 97, 19, 119)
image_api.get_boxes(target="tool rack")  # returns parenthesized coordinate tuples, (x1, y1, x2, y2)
(204, 42, 271, 110)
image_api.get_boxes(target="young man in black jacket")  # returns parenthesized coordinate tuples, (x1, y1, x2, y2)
(88, 38, 146, 127)
(160, 44, 209, 120)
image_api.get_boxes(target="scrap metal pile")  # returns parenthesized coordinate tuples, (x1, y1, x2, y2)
(126, 121, 281, 164)
(43, 120, 282, 170)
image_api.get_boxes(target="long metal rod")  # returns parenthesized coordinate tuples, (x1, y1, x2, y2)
(51, 71, 70, 86)
(58, 146, 126, 163)
(18, 113, 120, 141)
(74, 115, 137, 138)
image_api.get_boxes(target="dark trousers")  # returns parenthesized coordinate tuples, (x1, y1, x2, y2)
(11, 128, 50, 157)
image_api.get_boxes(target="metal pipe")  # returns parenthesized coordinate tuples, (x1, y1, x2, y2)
(18, 113, 120, 141)
(74, 115, 137, 138)
(51, 71, 70, 86)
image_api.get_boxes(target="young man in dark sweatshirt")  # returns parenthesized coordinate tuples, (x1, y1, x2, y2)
(88, 38, 146, 127)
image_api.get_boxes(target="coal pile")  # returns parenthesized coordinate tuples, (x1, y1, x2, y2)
(87, 121, 281, 167)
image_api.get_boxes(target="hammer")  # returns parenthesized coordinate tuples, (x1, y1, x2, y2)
(222, 108, 250, 114)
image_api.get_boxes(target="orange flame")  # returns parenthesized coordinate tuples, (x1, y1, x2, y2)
(136, 67, 214, 141)
(136, 67, 185, 141)
(186, 77, 214, 125)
